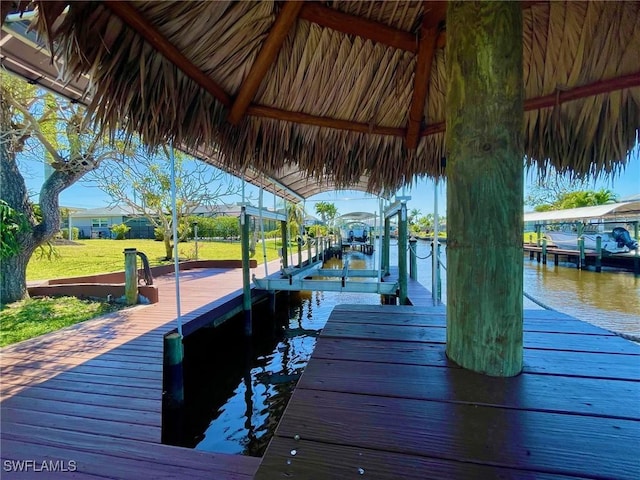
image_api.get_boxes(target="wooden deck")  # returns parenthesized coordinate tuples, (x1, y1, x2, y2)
(256, 305, 640, 479)
(1, 265, 276, 479)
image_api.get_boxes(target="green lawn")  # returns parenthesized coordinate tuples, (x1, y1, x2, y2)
(27, 238, 283, 281)
(0, 296, 123, 347)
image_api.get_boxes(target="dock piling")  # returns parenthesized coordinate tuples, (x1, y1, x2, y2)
(163, 332, 184, 409)
(409, 237, 418, 280)
(124, 248, 138, 305)
(595, 236, 602, 273)
(541, 239, 547, 265)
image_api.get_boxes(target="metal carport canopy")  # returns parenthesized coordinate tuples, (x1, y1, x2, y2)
(524, 201, 640, 223)
(0, 15, 373, 204)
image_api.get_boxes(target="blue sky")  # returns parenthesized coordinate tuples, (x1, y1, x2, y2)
(19, 145, 639, 219)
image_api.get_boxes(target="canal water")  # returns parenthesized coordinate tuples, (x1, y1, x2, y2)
(172, 240, 639, 456)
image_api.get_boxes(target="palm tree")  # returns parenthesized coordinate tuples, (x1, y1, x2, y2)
(592, 189, 618, 205)
(287, 202, 306, 241)
(409, 208, 422, 226)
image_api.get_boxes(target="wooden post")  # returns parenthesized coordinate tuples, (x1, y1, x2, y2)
(445, 1, 523, 377)
(307, 237, 312, 265)
(163, 332, 184, 409)
(280, 220, 288, 269)
(398, 203, 408, 305)
(535, 225, 541, 247)
(241, 207, 252, 336)
(541, 238, 547, 265)
(409, 237, 418, 280)
(595, 236, 602, 272)
(383, 216, 391, 276)
(268, 292, 277, 314)
(124, 248, 138, 305)
(297, 238, 303, 267)
(578, 237, 585, 270)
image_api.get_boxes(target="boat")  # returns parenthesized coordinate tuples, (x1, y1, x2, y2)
(544, 227, 638, 254)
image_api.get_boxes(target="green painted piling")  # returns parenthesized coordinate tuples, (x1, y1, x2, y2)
(409, 237, 418, 280)
(163, 332, 184, 409)
(124, 248, 138, 305)
(280, 221, 288, 269)
(578, 237, 585, 270)
(595, 236, 602, 272)
(383, 217, 391, 276)
(398, 203, 408, 305)
(241, 208, 252, 336)
(541, 238, 547, 265)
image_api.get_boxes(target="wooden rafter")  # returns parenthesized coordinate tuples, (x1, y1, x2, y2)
(405, 2, 446, 150)
(102, 1, 638, 143)
(299, 2, 418, 53)
(227, 1, 303, 125)
(523, 71, 640, 111)
(246, 104, 404, 137)
(103, 1, 231, 106)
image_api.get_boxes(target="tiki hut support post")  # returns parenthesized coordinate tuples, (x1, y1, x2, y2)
(280, 220, 288, 269)
(398, 202, 408, 305)
(445, 1, 524, 377)
(383, 215, 391, 277)
(241, 207, 252, 336)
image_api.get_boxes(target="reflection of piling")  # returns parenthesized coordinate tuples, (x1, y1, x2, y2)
(124, 248, 138, 305)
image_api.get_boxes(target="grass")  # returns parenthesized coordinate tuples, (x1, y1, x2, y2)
(0, 238, 285, 347)
(0, 296, 123, 347)
(27, 238, 283, 281)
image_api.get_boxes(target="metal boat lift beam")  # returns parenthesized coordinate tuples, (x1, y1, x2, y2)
(252, 276, 398, 295)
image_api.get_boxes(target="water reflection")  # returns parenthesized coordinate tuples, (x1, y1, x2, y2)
(176, 251, 380, 457)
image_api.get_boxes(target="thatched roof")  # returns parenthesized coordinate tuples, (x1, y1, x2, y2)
(11, 1, 640, 197)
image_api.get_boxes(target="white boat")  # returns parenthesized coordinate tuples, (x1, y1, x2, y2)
(544, 228, 638, 254)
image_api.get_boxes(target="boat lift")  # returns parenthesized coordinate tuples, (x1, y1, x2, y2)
(252, 259, 398, 295)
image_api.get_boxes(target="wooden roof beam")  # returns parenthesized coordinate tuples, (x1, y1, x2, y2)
(227, 1, 303, 125)
(418, 70, 640, 138)
(299, 2, 418, 53)
(405, 2, 446, 150)
(246, 104, 404, 137)
(103, 1, 231, 107)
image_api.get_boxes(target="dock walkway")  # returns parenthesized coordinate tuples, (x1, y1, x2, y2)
(256, 305, 640, 479)
(0, 263, 285, 479)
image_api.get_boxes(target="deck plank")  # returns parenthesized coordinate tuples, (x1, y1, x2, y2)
(3, 423, 259, 477)
(321, 322, 640, 354)
(312, 337, 640, 380)
(299, 358, 639, 419)
(275, 389, 639, 480)
(256, 437, 588, 480)
(257, 304, 640, 480)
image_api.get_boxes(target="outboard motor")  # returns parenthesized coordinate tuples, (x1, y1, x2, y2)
(612, 227, 639, 250)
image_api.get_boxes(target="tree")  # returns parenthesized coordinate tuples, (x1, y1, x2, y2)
(532, 188, 618, 211)
(1, 72, 125, 304)
(91, 151, 242, 260)
(286, 202, 306, 241)
(408, 208, 422, 226)
(525, 173, 589, 210)
(315, 202, 338, 225)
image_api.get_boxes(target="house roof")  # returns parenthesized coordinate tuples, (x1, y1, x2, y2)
(3, 1, 639, 199)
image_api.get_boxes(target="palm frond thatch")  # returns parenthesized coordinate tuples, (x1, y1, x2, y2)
(27, 0, 640, 195)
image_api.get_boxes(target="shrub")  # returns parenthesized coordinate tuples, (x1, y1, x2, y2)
(110, 223, 131, 240)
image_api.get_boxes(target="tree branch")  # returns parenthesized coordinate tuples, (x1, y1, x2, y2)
(4, 93, 65, 165)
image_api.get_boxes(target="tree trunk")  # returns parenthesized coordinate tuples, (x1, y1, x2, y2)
(445, 1, 524, 376)
(164, 235, 173, 261)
